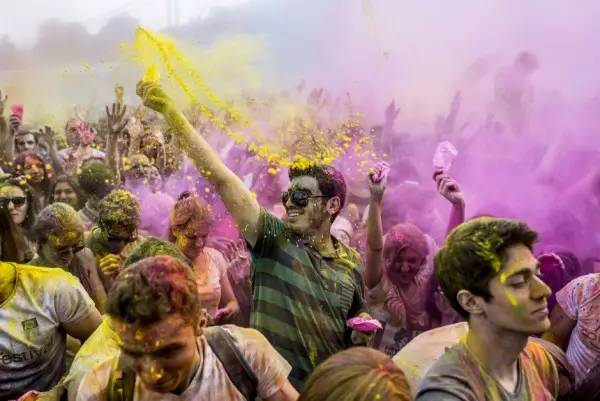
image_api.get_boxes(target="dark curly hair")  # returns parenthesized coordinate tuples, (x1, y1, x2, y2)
(435, 217, 538, 319)
(107, 255, 200, 326)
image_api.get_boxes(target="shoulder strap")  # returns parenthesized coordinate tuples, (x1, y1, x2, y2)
(205, 326, 258, 401)
(107, 353, 136, 401)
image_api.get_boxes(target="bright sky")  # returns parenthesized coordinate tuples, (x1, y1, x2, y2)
(0, 0, 252, 46)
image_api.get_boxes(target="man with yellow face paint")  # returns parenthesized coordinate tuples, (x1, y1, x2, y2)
(76, 256, 298, 401)
(29, 202, 107, 314)
(416, 218, 559, 401)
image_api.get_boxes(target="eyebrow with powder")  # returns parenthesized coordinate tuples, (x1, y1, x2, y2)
(501, 261, 541, 283)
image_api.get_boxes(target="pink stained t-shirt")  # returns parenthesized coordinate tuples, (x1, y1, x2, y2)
(555, 273, 600, 383)
(194, 247, 229, 318)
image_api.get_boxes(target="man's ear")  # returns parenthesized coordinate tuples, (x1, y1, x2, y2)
(456, 289, 486, 316)
(325, 196, 342, 218)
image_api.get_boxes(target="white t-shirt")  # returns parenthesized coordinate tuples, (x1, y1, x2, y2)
(76, 325, 292, 401)
(0, 263, 96, 400)
(393, 322, 468, 396)
(555, 273, 600, 383)
(65, 319, 120, 401)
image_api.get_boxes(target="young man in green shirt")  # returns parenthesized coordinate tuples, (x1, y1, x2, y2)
(136, 81, 370, 390)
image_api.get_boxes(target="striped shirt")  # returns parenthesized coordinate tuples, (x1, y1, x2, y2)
(250, 209, 366, 390)
(555, 273, 600, 383)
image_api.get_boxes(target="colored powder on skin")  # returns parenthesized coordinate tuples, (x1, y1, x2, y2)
(135, 329, 145, 342)
(130, 27, 379, 170)
(307, 340, 318, 366)
(499, 272, 526, 317)
(504, 289, 528, 319)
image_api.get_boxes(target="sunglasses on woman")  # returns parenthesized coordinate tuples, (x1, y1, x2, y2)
(56, 244, 85, 258)
(281, 189, 327, 208)
(0, 196, 27, 208)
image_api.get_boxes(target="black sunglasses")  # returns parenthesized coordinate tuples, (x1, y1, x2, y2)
(106, 231, 138, 244)
(99, 219, 138, 243)
(0, 196, 27, 208)
(281, 189, 327, 208)
(56, 244, 85, 258)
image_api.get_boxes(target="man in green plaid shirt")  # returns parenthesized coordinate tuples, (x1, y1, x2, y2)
(137, 81, 371, 391)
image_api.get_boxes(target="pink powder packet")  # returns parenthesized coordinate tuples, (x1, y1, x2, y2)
(10, 104, 24, 120)
(213, 308, 226, 322)
(432, 141, 458, 171)
(347, 317, 383, 333)
(369, 161, 390, 184)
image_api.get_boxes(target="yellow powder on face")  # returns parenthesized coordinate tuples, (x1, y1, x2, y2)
(135, 328, 145, 342)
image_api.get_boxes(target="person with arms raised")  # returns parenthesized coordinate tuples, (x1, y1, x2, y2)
(136, 80, 371, 390)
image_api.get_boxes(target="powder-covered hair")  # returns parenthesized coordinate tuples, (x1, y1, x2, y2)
(107, 255, 200, 325)
(168, 191, 214, 242)
(384, 223, 429, 265)
(78, 161, 117, 199)
(298, 347, 411, 401)
(13, 151, 51, 183)
(99, 189, 140, 228)
(30, 202, 84, 245)
(124, 236, 192, 268)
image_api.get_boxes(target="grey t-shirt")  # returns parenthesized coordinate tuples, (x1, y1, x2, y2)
(416, 340, 559, 401)
(0, 263, 95, 400)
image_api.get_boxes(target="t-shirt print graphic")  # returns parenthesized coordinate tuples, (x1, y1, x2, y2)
(21, 318, 39, 342)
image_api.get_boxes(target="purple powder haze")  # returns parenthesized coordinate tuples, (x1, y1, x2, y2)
(1, 1, 600, 263)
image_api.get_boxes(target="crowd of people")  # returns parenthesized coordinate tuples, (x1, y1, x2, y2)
(1, 49, 600, 401)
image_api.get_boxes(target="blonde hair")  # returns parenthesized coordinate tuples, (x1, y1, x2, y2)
(299, 347, 412, 401)
(168, 192, 214, 241)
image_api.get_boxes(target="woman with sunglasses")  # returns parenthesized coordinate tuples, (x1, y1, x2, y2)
(29, 203, 107, 313)
(169, 191, 240, 324)
(0, 178, 39, 262)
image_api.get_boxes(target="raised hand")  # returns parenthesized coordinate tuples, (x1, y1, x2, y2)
(368, 161, 390, 202)
(37, 125, 56, 150)
(105, 103, 128, 135)
(433, 169, 464, 206)
(0, 89, 7, 115)
(76, 121, 95, 144)
(449, 91, 462, 117)
(213, 304, 238, 323)
(296, 79, 306, 94)
(307, 87, 326, 112)
(384, 99, 400, 124)
(136, 81, 175, 113)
